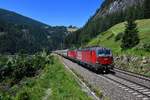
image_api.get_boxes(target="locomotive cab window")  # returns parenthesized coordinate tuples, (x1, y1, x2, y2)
(98, 49, 111, 56)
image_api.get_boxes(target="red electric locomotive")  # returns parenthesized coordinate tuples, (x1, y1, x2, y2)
(67, 46, 114, 72)
(67, 50, 77, 59)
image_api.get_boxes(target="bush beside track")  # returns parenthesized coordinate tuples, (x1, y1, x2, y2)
(0, 53, 91, 100)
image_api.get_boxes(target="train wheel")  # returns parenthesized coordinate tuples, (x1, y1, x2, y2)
(103, 70, 106, 73)
(94, 67, 99, 73)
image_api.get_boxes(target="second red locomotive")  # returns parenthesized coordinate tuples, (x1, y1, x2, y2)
(67, 46, 114, 72)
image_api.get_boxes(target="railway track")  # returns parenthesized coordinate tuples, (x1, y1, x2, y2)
(106, 68, 150, 99)
(114, 68, 150, 81)
(113, 68, 150, 89)
(101, 74, 150, 99)
(98, 67, 150, 99)
(62, 59, 100, 100)
(99, 68, 150, 99)
(59, 54, 150, 99)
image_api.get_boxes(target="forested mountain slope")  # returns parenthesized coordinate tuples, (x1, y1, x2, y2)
(88, 19, 150, 56)
(65, 0, 150, 47)
(0, 8, 68, 54)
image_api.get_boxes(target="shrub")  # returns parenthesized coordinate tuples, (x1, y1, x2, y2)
(135, 43, 150, 52)
(0, 93, 12, 100)
(15, 91, 30, 100)
(143, 43, 150, 52)
(115, 32, 124, 41)
(0, 51, 52, 86)
(107, 33, 114, 40)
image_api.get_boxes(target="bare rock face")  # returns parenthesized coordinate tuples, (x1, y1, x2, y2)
(141, 56, 149, 65)
(95, 0, 144, 18)
(115, 55, 150, 70)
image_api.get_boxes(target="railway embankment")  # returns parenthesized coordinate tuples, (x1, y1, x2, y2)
(61, 56, 148, 100)
(114, 55, 150, 77)
(0, 54, 92, 100)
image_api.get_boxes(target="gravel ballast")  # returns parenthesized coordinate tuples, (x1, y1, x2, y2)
(61, 57, 146, 100)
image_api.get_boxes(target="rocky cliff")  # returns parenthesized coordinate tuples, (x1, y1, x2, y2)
(95, 0, 144, 18)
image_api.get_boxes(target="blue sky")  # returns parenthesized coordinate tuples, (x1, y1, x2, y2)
(0, 0, 104, 27)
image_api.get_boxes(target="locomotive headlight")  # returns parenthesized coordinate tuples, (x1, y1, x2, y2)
(96, 61, 99, 64)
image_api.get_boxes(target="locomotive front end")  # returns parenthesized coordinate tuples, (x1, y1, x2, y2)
(96, 48, 114, 71)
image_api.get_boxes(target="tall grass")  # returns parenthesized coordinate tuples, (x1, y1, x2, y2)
(88, 19, 150, 57)
(0, 55, 91, 100)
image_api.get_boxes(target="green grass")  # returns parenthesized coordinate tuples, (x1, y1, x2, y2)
(71, 68, 103, 98)
(2, 56, 91, 100)
(88, 19, 150, 77)
(88, 19, 150, 56)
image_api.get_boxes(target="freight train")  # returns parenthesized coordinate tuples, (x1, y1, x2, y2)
(56, 46, 114, 73)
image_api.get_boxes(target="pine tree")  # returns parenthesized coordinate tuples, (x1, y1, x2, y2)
(144, 0, 150, 18)
(121, 15, 140, 49)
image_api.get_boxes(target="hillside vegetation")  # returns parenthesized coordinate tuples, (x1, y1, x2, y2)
(88, 19, 150, 56)
(65, 0, 150, 48)
(0, 54, 91, 100)
(0, 8, 68, 54)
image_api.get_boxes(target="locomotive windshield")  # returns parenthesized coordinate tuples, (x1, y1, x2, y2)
(98, 49, 111, 56)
